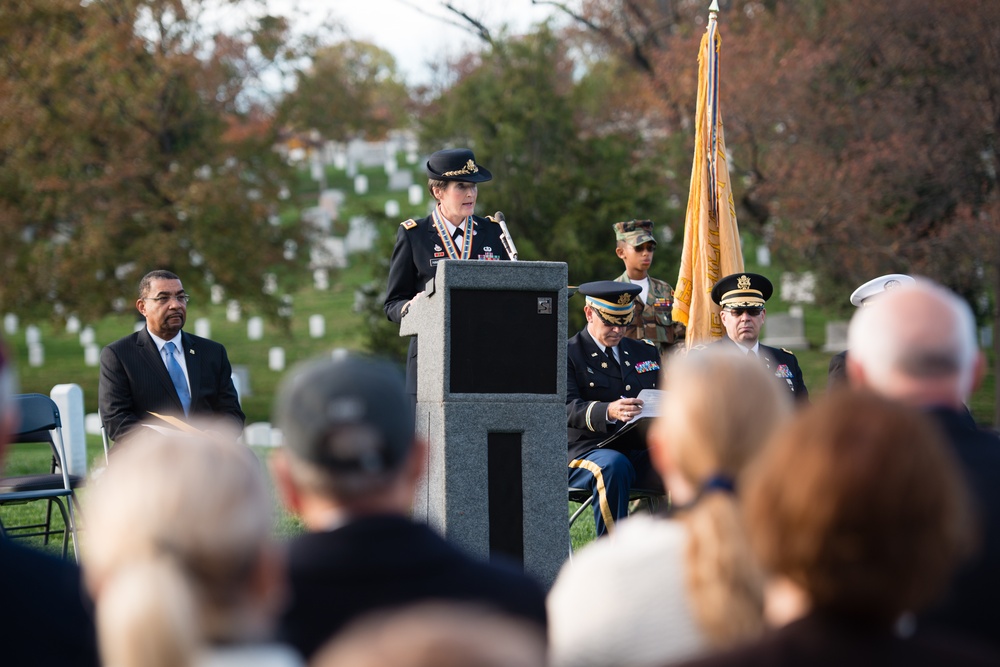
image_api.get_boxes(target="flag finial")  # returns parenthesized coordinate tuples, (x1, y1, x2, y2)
(709, 0, 720, 12)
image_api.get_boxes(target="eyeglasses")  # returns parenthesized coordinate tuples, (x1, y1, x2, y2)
(144, 294, 190, 305)
(725, 306, 762, 317)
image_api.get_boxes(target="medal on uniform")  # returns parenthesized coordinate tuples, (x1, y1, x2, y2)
(432, 207, 473, 260)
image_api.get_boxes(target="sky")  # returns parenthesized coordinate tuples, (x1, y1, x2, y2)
(261, 0, 563, 85)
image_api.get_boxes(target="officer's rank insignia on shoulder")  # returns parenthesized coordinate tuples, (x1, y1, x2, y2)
(642, 338, 656, 347)
(401, 219, 417, 230)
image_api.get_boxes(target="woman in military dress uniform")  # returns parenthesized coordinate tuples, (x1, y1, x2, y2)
(384, 148, 511, 397)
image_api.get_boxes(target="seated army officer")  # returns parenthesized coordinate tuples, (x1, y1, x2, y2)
(710, 272, 808, 402)
(567, 281, 663, 537)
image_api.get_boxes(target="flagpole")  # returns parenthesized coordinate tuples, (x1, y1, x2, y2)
(671, 0, 745, 348)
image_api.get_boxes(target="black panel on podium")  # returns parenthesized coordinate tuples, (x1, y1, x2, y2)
(449, 289, 559, 394)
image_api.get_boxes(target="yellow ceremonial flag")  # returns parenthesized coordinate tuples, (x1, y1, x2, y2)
(672, 5, 744, 347)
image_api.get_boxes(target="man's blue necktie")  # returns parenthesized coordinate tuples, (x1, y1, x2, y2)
(163, 341, 191, 416)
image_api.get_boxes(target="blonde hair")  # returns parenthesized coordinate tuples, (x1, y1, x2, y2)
(84, 426, 274, 667)
(660, 349, 791, 646)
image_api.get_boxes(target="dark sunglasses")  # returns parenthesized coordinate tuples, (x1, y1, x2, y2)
(725, 306, 763, 317)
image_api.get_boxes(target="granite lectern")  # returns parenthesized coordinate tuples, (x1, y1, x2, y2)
(400, 260, 568, 588)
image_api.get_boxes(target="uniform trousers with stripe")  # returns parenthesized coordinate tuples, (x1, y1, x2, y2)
(569, 448, 658, 537)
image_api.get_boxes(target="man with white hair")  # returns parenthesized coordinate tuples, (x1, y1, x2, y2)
(847, 278, 1000, 649)
(827, 273, 915, 389)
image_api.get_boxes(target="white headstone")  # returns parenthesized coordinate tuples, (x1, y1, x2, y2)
(66, 315, 81, 334)
(248, 316, 264, 341)
(211, 284, 225, 304)
(242, 422, 273, 447)
(384, 157, 397, 175)
(823, 321, 850, 353)
(84, 344, 100, 367)
(756, 245, 771, 267)
(231, 365, 251, 399)
(313, 269, 330, 291)
(28, 342, 44, 367)
(308, 314, 325, 339)
(345, 217, 377, 253)
(194, 317, 211, 339)
(268, 347, 285, 371)
(781, 272, 816, 304)
(388, 170, 413, 191)
(278, 295, 293, 319)
(50, 384, 88, 476)
(353, 174, 368, 195)
(406, 149, 418, 164)
(333, 152, 347, 170)
(384, 199, 400, 218)
(310, 160, 324, 182)
(226, 300, 241, 323)
(310, 237, 348, 269)
(134, 321, 145, 333)
(3, 313, 18, 334)
(408, 183, 423, 206)
(263, 273, 278, 295)
(79, 326, 96, 346)
(25, 325, 40, 346)
(84, 412, 103, 436)
(762, 312, 808, 350)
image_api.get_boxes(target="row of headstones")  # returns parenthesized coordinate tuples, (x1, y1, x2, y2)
(3, 311, 331, 369)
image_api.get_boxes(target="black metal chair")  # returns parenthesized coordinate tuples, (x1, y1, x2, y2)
(568, 485, 665, 556)
(0, 393, 82, 561)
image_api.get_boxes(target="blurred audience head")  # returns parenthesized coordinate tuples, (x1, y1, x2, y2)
(84, 425, 281, 667)
(311, 602, 546, 667)
(744, 391, 973, 625)
(847, 278, 984, 407)
(646, 349, 791, 646)
(271, 353, 422, 525)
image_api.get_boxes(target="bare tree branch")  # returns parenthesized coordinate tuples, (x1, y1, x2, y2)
(442, 2, 494, 45)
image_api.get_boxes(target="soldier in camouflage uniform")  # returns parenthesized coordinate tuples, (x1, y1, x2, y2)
(612, 220, 686, 356)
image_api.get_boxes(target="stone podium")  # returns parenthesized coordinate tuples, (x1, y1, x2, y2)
(400, 260, 568, 587)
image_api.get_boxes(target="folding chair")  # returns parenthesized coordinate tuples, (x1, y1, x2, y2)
(568, 486, 664, 556)
(0, 393, 82, 561)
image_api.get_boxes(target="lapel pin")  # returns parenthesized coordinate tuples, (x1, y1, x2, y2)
(189, 349, 195, 355)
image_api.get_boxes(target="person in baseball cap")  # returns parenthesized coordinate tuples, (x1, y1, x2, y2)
(611, 220, 685, 355)
(270, 353, 546, 659)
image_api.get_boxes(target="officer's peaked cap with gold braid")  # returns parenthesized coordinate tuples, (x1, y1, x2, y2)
(426, 148, 492, 183)
(577, 280, 641, 326)
(711, 272, 774, 308)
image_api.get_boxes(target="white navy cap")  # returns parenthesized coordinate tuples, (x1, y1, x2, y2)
(849, 274, 915, 307)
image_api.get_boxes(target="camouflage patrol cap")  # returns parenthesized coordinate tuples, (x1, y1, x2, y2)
(613, 220, 657, 247)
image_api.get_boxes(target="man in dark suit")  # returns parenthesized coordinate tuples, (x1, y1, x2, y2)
(710, 272, 808, 402)
(99, 269, 244, 442)
(847, 278, 1000, 651)
(567, 281, 662, 537)
(270, 354, 547, 660)
(0, 341, 100, 666)
(384, 148, 511, 397)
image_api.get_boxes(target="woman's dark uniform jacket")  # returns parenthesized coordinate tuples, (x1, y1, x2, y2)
(566, 328, 660, 462)
(383, 214, 510, 394)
